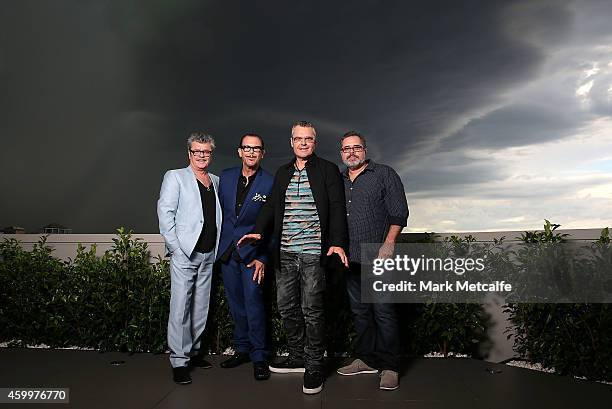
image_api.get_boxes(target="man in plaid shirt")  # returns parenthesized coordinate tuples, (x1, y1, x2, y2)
(336, 131, 409, 391)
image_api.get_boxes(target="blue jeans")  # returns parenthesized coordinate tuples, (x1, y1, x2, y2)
(346, 262, 400, 372)
(276, 251, 325, 371)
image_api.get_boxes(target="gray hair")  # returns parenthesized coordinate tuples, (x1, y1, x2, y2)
(291, 120, 317, 138)
(187, 131, 216, 150)
(340, 131, 367, 148)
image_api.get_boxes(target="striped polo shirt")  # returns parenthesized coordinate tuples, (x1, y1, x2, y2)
(281, 166, 322, 255)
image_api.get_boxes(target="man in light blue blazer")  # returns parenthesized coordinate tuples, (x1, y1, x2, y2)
(157, 131, 222, 385)
(216, 133, 275, 381)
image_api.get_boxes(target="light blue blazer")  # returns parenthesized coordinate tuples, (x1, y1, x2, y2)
(157, 166, 222, 258)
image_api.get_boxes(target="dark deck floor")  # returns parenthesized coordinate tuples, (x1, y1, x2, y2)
(0, 348, 610, 409)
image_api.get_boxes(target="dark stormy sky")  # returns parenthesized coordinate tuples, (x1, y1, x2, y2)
(1, 0, 611, 233)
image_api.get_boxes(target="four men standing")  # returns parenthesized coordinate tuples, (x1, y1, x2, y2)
(158, 125, 408, 393)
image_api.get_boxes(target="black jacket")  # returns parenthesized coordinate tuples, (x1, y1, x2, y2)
(253, 153, 348, 267)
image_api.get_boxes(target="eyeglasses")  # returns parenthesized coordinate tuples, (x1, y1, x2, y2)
(292, 136, 315, 144)
(340, 145, 365, 153)
(239, 145, 263, 153)
(190, 149, 213, 157)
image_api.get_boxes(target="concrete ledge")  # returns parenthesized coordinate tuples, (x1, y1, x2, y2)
(0, 233, 167, 260)
(1, 228, 605, 261)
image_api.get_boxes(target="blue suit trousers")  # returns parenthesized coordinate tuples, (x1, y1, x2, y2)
(220, 257, 268, 362)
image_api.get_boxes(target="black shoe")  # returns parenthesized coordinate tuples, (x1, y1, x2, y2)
(190, 355, 213, 369)
(269, 356, 305, 373)
(253, 361, 271, 381)
(220, 353, 251, 369)
(172, 366, 192, 384)
(302, 369, 324, 394)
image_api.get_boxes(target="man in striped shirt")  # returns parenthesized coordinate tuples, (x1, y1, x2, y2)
(238, 121, 349, 395)
(280, 162, 322, 254)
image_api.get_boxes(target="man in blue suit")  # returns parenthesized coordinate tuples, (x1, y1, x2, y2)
(216, 133, 274, 381)
(157, 132, 222, 385)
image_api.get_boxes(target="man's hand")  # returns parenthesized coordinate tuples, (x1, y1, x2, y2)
(237, 233, 262, 247)
(248, 259, 265, 284)
(377, 242, 395, 260)
(327, 246, 349, 267)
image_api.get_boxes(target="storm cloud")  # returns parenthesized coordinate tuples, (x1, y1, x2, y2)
(1, 0, 611, 233)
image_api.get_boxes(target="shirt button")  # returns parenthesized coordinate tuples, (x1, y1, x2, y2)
(348, 200, 351, 203)
(347, 213, 350, 216)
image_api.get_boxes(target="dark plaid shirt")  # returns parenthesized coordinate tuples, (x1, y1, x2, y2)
(343, 160, 409, 263)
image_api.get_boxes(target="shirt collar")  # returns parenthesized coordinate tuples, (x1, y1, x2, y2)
(342, 159, 376, 178)
(285, 153, 318, 169)
(239, 166, 260, 180)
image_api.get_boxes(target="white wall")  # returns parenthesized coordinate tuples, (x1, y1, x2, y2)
(1, 228, 603, 261)
(0, 233, 167, 261)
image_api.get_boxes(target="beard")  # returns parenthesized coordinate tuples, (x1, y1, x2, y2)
(343, 156, 366, 169)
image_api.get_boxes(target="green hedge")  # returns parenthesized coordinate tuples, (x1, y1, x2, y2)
(1, 224, 610, 381)
(505, 222, 612, 382)
(0, 231, 170, 352)
(0, 228, 486, 358)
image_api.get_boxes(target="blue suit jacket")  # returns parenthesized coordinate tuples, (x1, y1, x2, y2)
(216, 166, 274, 264)
(157, 166, 222, 258)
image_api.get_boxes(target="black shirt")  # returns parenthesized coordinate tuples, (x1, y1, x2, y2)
(219, 171, 257, 263)
(236, 171, 256, 216)
(194, 180, 217, 253)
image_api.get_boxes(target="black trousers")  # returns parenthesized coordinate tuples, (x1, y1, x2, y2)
(276, 251, 325, 371)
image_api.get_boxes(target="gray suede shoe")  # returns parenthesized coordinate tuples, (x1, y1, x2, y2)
(379, 370, 399, 390)
(337, 359, 378, 376)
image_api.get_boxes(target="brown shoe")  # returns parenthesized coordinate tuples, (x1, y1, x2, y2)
(379, 370, 399, 390)
(337, 359, 378, 376)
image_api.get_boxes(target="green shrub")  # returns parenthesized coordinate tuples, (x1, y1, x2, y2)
(1, 228, 489, 358)
(505, 222, 612, 381)
(0, 236, 67, 346)
(404, 235, 488, 357)
(2, 224, 609, 381)
(408, 303, 486, 356)
(0, 229, 172, 352)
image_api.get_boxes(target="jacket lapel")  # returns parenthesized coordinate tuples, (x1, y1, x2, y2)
(186, 166, 204, 217)
(212, 173, 222, 232)
(226, 168, 239, 223)
(305, 156, 324, 218)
